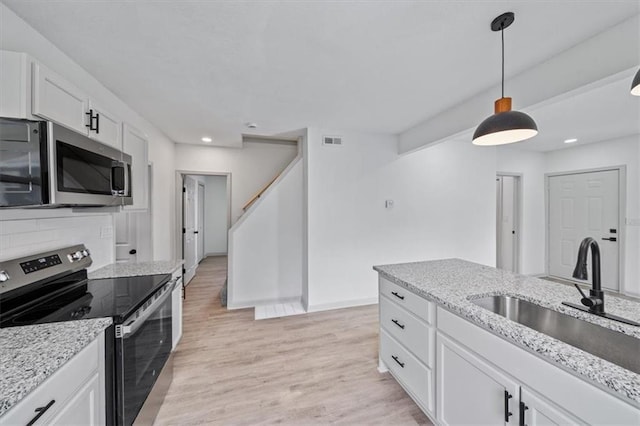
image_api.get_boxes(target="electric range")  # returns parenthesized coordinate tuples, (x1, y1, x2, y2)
(0, 245, 177, 426)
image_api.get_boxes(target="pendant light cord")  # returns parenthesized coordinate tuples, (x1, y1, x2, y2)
(501, 25, 505, 98)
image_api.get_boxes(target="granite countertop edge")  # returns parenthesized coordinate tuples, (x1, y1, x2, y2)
(0, 318, 113, 417)
(373, 260, 640, 407)
(88, 259, 184, 279)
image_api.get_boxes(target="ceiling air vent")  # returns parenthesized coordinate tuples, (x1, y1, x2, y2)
(323, 135, 343, 146)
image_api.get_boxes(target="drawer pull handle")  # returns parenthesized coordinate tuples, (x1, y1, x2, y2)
(504, 391, 513, 422)
(391, 355, 405, 368)
(27, 400, 55, 426)
(391, 319, 405, 329)
(391, 291, 405, 300)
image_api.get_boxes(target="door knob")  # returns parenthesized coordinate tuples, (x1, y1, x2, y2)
(129, 249, 137, 255)
(601, 237, 617, 242)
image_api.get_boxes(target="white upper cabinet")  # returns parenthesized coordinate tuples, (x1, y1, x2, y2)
(87, 100, 122, 148)
(0, 50, 32, 119)
(122, 123, 149, 211)
(32, 62, 123, 149)
(32, 62, 89, 135)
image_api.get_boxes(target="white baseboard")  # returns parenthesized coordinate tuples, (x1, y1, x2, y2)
(227, 296, 301, 310)
(205, 252, 227, 257)
(307, 296, 378, 313)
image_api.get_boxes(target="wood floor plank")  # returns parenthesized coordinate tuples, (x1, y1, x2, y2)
(154, 256, 431, 425)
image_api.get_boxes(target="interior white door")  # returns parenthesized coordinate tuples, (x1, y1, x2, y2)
(183, 176, 198, 285)
(497, 176, 517, 272)
(197, 183, 205, 262)
(115, 212, 138, 263)
(548, 170, 619, 290)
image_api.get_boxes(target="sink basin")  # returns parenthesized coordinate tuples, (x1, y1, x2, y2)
(471, 295, 640, 374)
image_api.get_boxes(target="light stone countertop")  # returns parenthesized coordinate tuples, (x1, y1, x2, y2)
(373, 258, 640, 406)
(88, 260, 183, 279)
(0, 318, 112, 417)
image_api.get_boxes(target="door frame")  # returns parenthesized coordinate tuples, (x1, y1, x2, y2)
(197, 182, 205, 263)
(175, 170, 232, 271)
(544, 165, 627, 293)
(496, 172, 522, 273)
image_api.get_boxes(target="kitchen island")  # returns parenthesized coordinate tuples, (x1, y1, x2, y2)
(374, 258, 640, 425)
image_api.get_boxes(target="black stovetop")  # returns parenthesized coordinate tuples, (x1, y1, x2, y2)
(0, 272, 171, 328)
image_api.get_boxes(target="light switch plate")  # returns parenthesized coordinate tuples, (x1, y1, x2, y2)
(100, 226, 113, 238)
(385, 200, 394, 209)
(626, 218, 640, 226)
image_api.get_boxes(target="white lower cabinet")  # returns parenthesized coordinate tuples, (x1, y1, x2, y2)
(520, 387, 583, 426)
(172, 273, 184, 350)
(379, 278, 436, 417)
(1, 331, 106, 426)
(436, 332, 519, 426)
(47, 374, 102, 426)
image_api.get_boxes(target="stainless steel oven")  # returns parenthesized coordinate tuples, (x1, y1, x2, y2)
(0, 117, 132, 207)
(115, 279, 175, 426)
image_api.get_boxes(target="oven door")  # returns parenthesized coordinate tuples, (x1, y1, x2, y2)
(116, 286, 173, 426)
(49, 122, 132, 206)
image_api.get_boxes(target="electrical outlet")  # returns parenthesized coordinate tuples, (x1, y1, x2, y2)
(100, 226, 113, 239)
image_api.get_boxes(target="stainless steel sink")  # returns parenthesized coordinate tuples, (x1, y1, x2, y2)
(471, 295, 640, 374)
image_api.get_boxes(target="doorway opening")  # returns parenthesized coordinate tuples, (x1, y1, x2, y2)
(546, 167, 625, 292)
(496, 174, 521, 273)
(179, 172, 231, 286)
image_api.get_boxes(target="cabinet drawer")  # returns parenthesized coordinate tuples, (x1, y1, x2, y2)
(1, 336, 100, 425)
(380, 329, 433, 413)
(380, 295, 434, 367)
(379, 277, 433, 324)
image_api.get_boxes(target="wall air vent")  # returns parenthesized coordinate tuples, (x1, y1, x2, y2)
(322, 135, 343, 146)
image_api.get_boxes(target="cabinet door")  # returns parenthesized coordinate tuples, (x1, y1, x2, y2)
(0, 50, 31, 118)
(172, 277, 184, 350)
(48, 373, 102, 426)
(32, 62, 89, 134)
(122, 123, 149, 210)
(436, 332, 519, 426)
(87, 100, 122, 149)
(520, 387, 583, 426)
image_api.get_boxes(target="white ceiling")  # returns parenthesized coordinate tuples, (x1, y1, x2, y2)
(3, 1, 639, 147)
(515, 76, 640, 152)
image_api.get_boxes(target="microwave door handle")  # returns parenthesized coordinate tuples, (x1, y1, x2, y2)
(124, 162, 130, 198)
(119, 281, 175, 338)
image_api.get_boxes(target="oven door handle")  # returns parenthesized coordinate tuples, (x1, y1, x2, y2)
(119, 281, 175, 338)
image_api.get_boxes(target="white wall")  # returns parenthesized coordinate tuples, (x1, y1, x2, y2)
(497, 148, 547, 275)
(228, 158, 303, 308)
(497, 136, 640, 295)
(305, 129, 497, 311)
(204, 175, 228, 255)
(0, 3, 176, 262)
(175, 142, 298, 224)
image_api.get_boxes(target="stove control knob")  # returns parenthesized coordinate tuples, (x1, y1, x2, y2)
(82, 249, 90, 257)
(0, 271, 9, 282)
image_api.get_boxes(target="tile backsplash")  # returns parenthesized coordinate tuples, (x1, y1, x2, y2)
(0, 213, 115, 271)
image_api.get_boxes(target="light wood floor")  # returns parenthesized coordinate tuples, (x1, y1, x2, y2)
(154, 256, 431, 425)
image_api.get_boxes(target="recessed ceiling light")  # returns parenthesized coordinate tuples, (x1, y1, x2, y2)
(564, 138, 578, 144)
(201, 137, 212, 143)
(246, 123, 258, 129)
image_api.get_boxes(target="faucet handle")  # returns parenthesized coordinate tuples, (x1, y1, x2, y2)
(573, 284, 603, 308)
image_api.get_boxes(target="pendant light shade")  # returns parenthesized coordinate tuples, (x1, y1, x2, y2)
(473, 98, 538, 146)
(631, 68, 640, 96)
(472, 12, 538, 146)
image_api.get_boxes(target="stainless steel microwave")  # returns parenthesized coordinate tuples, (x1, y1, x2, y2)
(0, 118, 132, 207)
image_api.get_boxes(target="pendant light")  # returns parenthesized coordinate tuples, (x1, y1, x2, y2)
(473, 12, 538, 146)
(631, 68, 640, 96)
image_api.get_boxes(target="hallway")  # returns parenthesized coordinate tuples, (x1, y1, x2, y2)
(154, 256, 429, 425)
